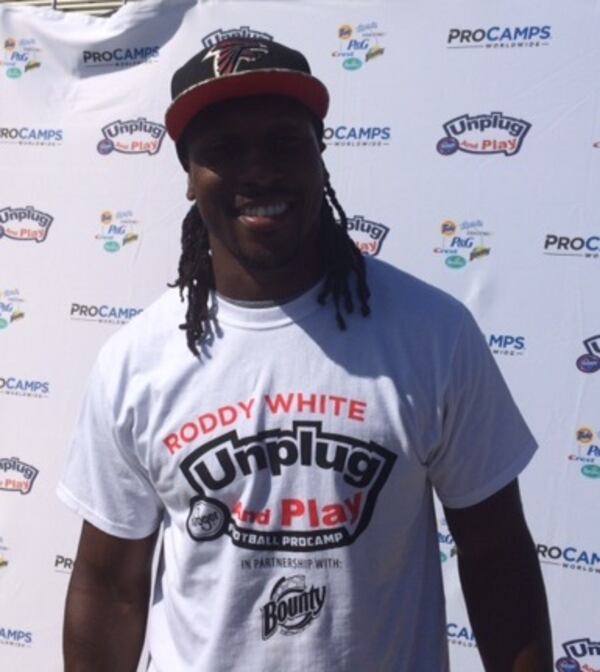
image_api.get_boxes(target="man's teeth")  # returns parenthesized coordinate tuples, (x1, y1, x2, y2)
(240, 203, 288, 217)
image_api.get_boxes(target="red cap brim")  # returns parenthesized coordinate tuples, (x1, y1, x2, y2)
(165, 69, 329, 142)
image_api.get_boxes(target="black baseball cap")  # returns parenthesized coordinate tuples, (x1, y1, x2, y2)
(165, 38, 330, 145)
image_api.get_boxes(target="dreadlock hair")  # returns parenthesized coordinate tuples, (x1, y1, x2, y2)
(170, 173, 371, 356)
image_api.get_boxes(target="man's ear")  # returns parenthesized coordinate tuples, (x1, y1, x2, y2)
(186, 174, 195, 201)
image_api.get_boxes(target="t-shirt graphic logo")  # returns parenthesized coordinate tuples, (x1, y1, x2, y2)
(203, 39, 269, 77)
(181, 421, 397, 552)
(261, 575, 326, 640)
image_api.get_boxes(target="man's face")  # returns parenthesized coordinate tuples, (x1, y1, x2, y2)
(185, 95, 325, 281)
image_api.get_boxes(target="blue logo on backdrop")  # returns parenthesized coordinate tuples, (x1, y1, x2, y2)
(537, 543, 600, 575)
(576, 335, 600, 374)
(82, 46, 159, 67)
(0, 127, 63, 146)
(437, 112, 531, 156)
(0, 376, 49, 398)
(447, 623, 477, 648)
(447, 25, 552, 49)
(544, 234, 600, 259)
(555, 638, 600, 671)
(0, 627, 33, 648)
(488, 334, 526, 356)
(323, 125, 391, 147)
(70, 302, 142, 326)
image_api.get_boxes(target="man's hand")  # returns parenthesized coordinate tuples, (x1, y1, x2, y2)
(63, 521, 158, 672)
(444, 479, 552, 672)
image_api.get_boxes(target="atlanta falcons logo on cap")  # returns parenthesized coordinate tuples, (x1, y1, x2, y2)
(203, 39, 270, 77)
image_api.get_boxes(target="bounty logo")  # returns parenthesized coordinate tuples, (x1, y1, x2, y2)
(97, 118, 166, 156)
(434, 219, 492, 269)
(0, 127, 63, 147)
(0, 627, 33, 648)
(323, 125, 391, 147)
(537, 543, 600, 575)
(544, 234, 600, 259)
(437, 112, 531, 156)
(0, 376, 49, 398)
(0, 288, 25, 330)
(555, 638, 600, 671)
(81, 45, 159, 68)
(332, 21, 385, 71)
(261, 575, 326, 640)
(95, 210, 140, 253)
(447, 623, 477, 649)
(181, 421, 396, 552)
(201, 26, 274, 50)
(70, 302, 142, 326)
(447, 25, 552, 49)
(1, 37, 41, 79)
(488, 334, 526, 357)
(346, 215, 389, 256)
(569, 427, 600, 480)
(0, 457, 38, 495)
(576, 335, 600, 374)
(0, 206, 53, 243)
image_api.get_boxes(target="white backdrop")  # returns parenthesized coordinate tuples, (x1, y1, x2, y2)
(1, 0, 600, 670)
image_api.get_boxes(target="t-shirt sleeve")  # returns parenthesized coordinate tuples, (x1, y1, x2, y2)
(427, 308, 538, 509)
(57, 355, 163, 539)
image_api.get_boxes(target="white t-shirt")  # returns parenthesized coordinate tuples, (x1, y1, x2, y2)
(58, 257, 537, 672)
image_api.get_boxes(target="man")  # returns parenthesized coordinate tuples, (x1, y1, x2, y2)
(58, 39, 552, 671)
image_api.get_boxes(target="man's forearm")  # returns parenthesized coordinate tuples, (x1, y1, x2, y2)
(64, 564, 150, 672)
(457, 534, 552, 672)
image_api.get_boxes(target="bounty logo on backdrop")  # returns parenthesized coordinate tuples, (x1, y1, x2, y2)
(576, 335, 600, 374)
(81, 45, 159, 68)
(447, 25, 552, 49)
(0, 457, 38, 495)
(261, 575, 326, 640)
(433, 219, 492, 269)
(1, 37, 41, 79)
(70, 302, 142, 326)
(95, 210, 140, 253)
(0, 206, 53, 243)
(437, 112, 531, 156)
(332, 22, 385, 71)
(323, 124, 392, 147)
(555, 638, 600, 671)
(0, 127, 63, 147)
(543, 234, 600, 259)
(568, 426, 600, 480)
(345, 215, 389, 256)
(0, 288, 25, 331)
(201, 26, 274, 50)
(97, 118, 166, 156)
(180, 420, 396, 552)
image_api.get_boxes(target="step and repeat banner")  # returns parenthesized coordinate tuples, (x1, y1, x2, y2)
(1, 0, 599, 669)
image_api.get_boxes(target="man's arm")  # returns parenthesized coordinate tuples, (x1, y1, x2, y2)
(444, 479, 552, 672)
(64, 520, 158, 672)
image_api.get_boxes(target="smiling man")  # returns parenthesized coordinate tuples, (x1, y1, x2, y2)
(58, 39, 551, 672)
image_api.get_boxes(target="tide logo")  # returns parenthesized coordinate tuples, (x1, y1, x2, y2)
(437, 111, 531, 157)
(97, 118, 166, 156)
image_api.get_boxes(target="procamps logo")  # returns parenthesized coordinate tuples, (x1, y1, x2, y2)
(81, 45, 159, 68)
(544, 234, 600, 259)
(555, 638, 600, 672)
(95, 210, 140, 253)
(323, 125, 391, 147)
(447, 25, 552, 49)
(0, 127, 63, 146)
(488, 334, 526, 357)
(181, 421, 396, 552)
(0, 288, 25, 330)
(332, 22, 385, 71)
(576, 335, 600, 374)
(0, 206, 53, 243)
(70, 302, 142, 326)
(261, 575, 326, 640)
(201, 26, 274, 50)
(1, 37, 41, 79)
(0, 457, 38, 495)
(54, 554, 74, 574)
(537, 543, 600, 575)
(0, 376, 49, 398)
(346, 215, 389, 256)
(447, 623, 477, 648)
(569, 427, 600, 480)
(437, 112, 531, 157)
(0, 627, 33, 648)
(97, 118, 166, 156)
(433, 219, 492, 269)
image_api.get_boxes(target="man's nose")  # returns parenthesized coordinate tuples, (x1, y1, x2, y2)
(237, 144, 284, 188)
